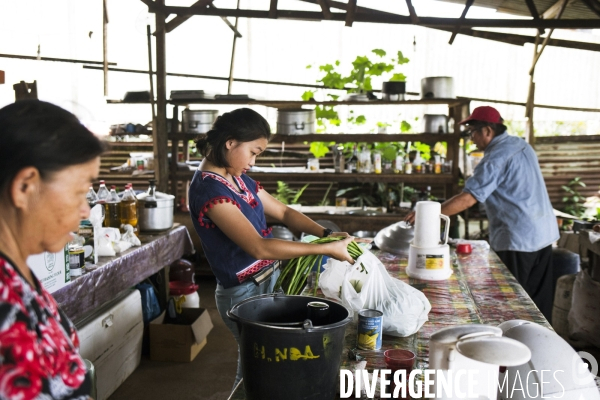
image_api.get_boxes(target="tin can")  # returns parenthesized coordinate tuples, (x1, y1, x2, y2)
(307, 301, 330, 326)
(357, 309, 383, 350)
(69, 245, 85, 277)
(136, 159, 144, 171)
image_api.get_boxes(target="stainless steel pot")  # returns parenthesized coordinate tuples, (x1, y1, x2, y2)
(182, 109, 218, 134)
(277, 109, 316, 135)
(137, 191, 175, 232)
(423, 114, 449, 133)
(421, 76, 455, 99)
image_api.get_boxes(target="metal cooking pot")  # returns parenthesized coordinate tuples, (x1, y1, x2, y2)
(421, 76, 455, 99)
(423, 114, 449, 133)
(182, 109, 218, 134)
(277, 108, 315, 135)
(136, 191, 175, 232)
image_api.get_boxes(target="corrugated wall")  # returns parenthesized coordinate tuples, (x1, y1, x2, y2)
(536, 135, 600, 209)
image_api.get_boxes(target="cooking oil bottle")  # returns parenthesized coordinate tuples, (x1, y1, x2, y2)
(104, 185, 121, 228)
(119, 184, 138, 235)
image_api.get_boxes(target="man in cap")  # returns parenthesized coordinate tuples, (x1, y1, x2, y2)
(406, 106, 558, 320)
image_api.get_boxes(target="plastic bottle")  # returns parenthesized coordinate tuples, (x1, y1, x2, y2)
(96, 180, 110, 203)
(104, 185, 121, 228)
(119, 184, 138, 235)
(373, 151, 382, 174)
(347, 145, 359, 173)
(86, 186, 98, 208)
(394, 152, 404, 174)
(404, 155, 412, 174)
(413, 151, 423, 174)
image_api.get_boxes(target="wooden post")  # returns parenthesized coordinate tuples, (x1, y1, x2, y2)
(146, 25, 156, 122)
(155, 0, 169, 193)
(228, 0, 241, 94)
(103, 0, 109, 96)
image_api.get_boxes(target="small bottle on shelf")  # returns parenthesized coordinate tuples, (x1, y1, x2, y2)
(404, 154, 412, 174)
(347, 144, 359, 173)
(394, 152, 404, 174)
(373, 151, 382, 174)
(96, 180, 110, 203)
(413, 151, 423, 174)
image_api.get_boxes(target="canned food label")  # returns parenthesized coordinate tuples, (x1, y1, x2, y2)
(416, 254, 445, 270)
(357, 310, 383, 350)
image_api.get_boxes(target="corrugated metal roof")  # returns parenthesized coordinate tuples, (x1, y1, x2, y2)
(437, 0, 600, 20)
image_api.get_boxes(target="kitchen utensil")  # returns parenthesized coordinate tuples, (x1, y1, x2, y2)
(407, 201, 452, 280)
(382, 81, 406, 101)
(374, 221, 414, 255)
(498, 320, 600, 400)
(421, 76, 455, 99)
(181, 109, 218, 134)
(352, 230, 378, 238)
(276, 108, 316, 135)
(429, 324, 531, 400)
(136, 180, 175, 232)
(456, 243, 472, 254)
(270, 225, 295, 241)
(423, 114, 448, 133)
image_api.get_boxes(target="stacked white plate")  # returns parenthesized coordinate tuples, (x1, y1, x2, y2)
(374, 221, 414, 255)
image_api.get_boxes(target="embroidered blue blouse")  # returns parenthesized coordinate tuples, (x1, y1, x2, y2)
(188, 171, 275, 288)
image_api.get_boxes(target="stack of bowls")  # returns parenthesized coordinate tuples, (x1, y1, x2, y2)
(374, 221, 414, 255)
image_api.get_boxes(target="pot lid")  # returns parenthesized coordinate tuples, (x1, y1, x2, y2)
(137, 192, 175, 201)
(456, 336, 531, 366)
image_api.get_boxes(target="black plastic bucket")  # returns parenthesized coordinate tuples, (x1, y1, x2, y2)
(227, 293, 352, 400)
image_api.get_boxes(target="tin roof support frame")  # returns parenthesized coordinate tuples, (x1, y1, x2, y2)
(316, 0, 332, 19)
(448, 0, 474, 45)
(345, 0, 357, 27)
(405, 0, 419, 24)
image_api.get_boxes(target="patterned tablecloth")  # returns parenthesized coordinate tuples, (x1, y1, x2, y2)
(229, 245, 550, 400)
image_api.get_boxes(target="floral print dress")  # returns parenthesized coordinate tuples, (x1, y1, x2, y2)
(0, 254, 91, 400)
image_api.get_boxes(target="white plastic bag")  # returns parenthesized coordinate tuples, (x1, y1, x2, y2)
(320, 249, 431, 337)
(568, 269, 600, 347)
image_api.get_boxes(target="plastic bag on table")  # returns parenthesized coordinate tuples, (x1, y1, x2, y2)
(320, 249, 431, 337)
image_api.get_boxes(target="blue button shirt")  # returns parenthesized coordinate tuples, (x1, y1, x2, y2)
(464, 133, 559, 252)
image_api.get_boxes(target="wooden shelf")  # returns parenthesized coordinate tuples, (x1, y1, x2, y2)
(169, 132, 460, 144)
(173, 170, 454, 184)
(166, 98, 468, 108)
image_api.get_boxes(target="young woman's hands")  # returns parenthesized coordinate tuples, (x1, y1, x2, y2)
(323, 236, 355, 264)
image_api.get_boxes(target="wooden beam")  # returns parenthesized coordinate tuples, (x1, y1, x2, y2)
(147, 5, 600, 28)
(165, 0, 213, 33)
(269, 0, 278, 18)
(433, 27, 600, 52)
(208, 3, 243, 37)
(449, 0, 474, 45)
(541, 0, 576, 19)
(0, 53, 116, 66)
(0, 70, 4, 84)
(524, 0, 545, 34)
(405, 0, 419, 24)
(345, 0, 357, 27)
(316, 0, 332, 19)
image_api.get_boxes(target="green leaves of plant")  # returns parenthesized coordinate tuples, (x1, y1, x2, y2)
(372, 49, 386, 57)
(397, 51, 410, 65)
(390, 73, 407, 82)
(309, 141, 334, 159)
(302, 90, 315, 101)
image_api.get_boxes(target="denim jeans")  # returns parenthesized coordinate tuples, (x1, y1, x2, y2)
(214, 267, 280, 394)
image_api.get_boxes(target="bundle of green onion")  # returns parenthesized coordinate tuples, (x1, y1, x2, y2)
(273, 236, 366, 296)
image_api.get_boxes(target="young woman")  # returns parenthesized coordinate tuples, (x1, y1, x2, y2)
(188, 108, 354, 392)
(0, 100, 105, 399)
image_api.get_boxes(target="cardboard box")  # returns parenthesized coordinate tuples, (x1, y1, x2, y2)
(27, 246, 70, 293)
(149, 308, 213, 362)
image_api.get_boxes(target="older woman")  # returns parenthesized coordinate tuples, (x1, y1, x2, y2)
(0, 100, 104, 399)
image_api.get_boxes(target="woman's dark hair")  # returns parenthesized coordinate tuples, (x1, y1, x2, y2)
(195, 108, 271, 168)
(0, 100, 105, 191)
